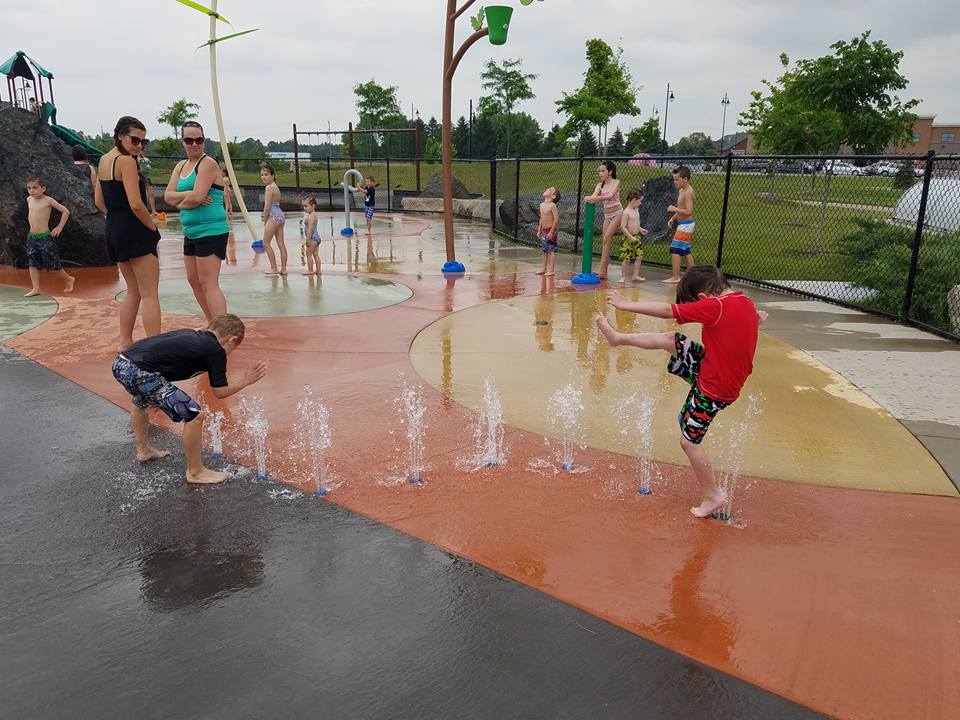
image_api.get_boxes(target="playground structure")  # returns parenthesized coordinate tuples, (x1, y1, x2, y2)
(1, 50, 103, 161)
(339, 168, 365, 236)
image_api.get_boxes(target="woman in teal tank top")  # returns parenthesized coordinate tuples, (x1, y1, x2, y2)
(163, 121, 229, 320)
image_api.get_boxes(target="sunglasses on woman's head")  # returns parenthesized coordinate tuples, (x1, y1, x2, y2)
(182, 137, 205, 146)
(126, 135, 148, 146)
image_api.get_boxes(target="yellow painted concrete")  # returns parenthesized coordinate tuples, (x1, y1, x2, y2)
(410, 287, 956, 496)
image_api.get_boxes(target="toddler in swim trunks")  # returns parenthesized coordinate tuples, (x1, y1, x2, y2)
(618, 189, 648, 284)
(595, 266, 767, 519)
(112, 314, 267, 485)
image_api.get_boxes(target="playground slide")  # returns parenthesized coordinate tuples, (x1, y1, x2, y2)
(51, 123, 102, 161)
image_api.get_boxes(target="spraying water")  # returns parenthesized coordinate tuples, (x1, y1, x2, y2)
(714, 393, 763, 522)
(475, 376, 506, 468)
(294, 385, 334, 495)
(615, 394, 661, 495)
(204, 409, 225, 458)
(238, 395, 269, 481)
(547, 383, 584, 472)
(398, 379, 427, 484)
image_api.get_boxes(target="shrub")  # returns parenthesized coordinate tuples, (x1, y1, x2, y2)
(838, 218, 960, 329)
(893, 160, 917, 190)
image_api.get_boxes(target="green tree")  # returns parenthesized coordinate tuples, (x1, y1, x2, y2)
(505, 112, 543, 157)
(577, 128, 598, 156)
(157, 98, 200, 138)
(893, 160, 917, 190)
(478, 58, 537, 158)
(556, 39, 640, 154)
(542, 124, 569, 157)
(425, 116, 441, 144)
(452, 115, 470, 158)
(353, 79, 404, 128)
(471, 115, 499, 159)
(672, 132, 715, 156)
(626, 117, 662, 154)
(740, 32, 918, 154)
(606, 127, 626, 156)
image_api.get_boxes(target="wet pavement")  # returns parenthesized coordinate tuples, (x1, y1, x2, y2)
(0, 346, 822, 720)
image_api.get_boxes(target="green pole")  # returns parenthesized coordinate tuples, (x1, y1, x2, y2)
(571, 201, 600, 284)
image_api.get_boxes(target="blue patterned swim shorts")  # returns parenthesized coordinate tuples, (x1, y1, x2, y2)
(111, 356, 201, 423)
(364, 205, 375, 221)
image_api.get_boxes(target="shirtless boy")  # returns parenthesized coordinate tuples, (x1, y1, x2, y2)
(618, 189, 648, 284)
(536, 186, 560, 277)
(665, 166, 696, 284)
(24, 178, 75, 297)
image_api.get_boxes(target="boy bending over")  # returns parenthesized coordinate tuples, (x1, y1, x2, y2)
(595, 265, 765, 517)
(112, 314, 267, 484)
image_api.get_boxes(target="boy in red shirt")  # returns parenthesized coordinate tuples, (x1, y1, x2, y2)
(595, 265, 766, 518)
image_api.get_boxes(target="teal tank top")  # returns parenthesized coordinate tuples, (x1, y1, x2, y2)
(176, 156, 229, 239)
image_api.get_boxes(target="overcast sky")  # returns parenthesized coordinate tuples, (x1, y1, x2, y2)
(5, 0, 957, 146)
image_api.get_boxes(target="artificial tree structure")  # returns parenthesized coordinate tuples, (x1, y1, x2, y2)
(440, 0, 541, 273)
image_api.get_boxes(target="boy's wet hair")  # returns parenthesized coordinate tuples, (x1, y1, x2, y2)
(675, 265, 730, 304)
(673, 165, 691, 180)
(303, 195, 317, 208)
(113, 116, 147, 154)
(626, 189, 643, 201)
(260, 162, 276, 177)
(72, 146, 89, 162)
(551, 187, 561, 203)
(208, 313, 245, 342)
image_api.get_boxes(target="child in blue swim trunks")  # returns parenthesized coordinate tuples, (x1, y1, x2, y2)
(351, 175, 377, 235)
(112, 313, 267, 485)
(24, 177, 75, 297)
(535, 186, 560, 277)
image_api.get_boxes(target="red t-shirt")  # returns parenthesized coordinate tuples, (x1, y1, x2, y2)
(671, 291, 759, 403)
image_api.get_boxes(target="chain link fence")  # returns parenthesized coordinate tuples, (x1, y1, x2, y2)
(490, 153, 959, 342)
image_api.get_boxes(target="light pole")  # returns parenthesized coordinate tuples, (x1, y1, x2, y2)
(720, 92, 730, 153)
(661, 82, 675, 146)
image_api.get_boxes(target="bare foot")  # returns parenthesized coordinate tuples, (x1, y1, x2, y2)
(619, 279, 627, 287)
(662, 277, 681, 284)
(63, 276, 75, 293)
(263, 269, 279, 276)
(594, 313, 621, 346)
(632, 276, 646, 282)
(137, 447, 171, 463)
(24, 289, 40, 297)
(278, 270, 288, 276)
(545, 272, 555, 277)
(186, 467, 228, 485)
(302, 271, 316, 276)
(596, 275, 607, 280)
(690, 493, 728, 518)
(535, 270, 546, 275)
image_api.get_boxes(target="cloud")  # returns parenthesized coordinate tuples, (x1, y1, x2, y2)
(5, 0, 952, 145)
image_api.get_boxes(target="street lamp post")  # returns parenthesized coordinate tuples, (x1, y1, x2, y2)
(720, 92, 730, 153)
(661, 82, 675, 145)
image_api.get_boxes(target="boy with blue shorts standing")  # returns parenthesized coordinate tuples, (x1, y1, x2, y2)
(664, 165, 696, 284)
(112, 314, 267, 485)
(353, 175, 377, 235)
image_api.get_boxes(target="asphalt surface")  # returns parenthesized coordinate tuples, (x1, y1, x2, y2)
(0, 345, 823, 720)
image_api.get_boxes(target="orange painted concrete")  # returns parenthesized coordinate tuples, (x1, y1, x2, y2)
(3, 224, 960, 720)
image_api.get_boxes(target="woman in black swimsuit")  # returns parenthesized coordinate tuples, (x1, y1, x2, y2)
(94, 116, 162, 350)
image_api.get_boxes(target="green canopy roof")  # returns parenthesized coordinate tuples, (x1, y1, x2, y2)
(0, 51, 54, 81)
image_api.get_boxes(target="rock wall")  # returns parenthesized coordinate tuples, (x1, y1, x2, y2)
(0, 104, 109, 267)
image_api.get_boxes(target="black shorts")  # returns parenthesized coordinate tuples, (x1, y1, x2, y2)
(184, 233, 228, 260)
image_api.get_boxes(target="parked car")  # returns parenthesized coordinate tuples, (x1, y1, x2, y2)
(737, 158, 769, 172)
(865, 161, 900, 176)
(827, 161, 863, 176)
(768, 160, 816, 174)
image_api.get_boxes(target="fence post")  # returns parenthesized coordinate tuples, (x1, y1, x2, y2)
(326, 157, 333, 211)
(292, 123, 301, 194)
(573, 157, 585, 253)
(386, 156, 391, 212)
(716, 153, 733, 269)
(902, 151, 936, 322)
(513, 156, 521, 242)
(490, 159, 497, 228)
